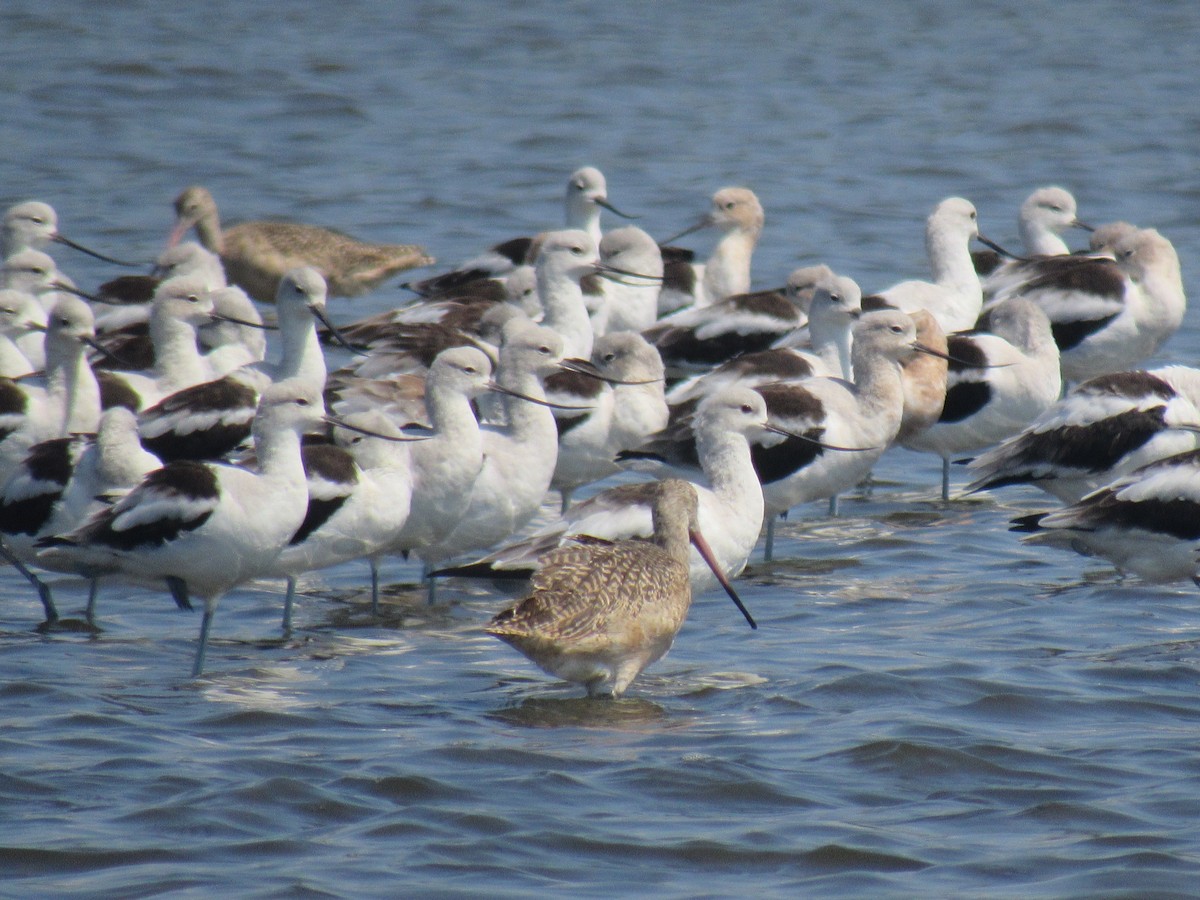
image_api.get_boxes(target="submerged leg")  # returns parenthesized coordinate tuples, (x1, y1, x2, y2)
(84, 578, 100, 623)
(282, 576, 297, 633)
(369, 558, 381, 614)
(764, 516, 776, 563)
(941, 457, 952, 502)
(192, 603, 216, 678)
(0, 539, 58, 623)
(827, 494, 840, 517)
(423, 561, 438, 605)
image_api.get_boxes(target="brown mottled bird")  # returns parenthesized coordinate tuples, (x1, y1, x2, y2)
(168, 185, 434, 303)
(486, 478, 755, 698)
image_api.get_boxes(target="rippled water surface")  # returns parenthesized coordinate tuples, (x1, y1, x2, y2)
(4, 0, 1200, 895)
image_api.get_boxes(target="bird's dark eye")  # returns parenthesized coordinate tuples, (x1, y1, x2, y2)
(890, 324, 904, 334)
(295, 398, 310, 407)
(603, 353, 616, 363)
(463, 365, 477, 375)
(538, 345, 552, 355)
(969, 211, 977, 220)
(740, 403, 753, 413)
(30, 216, 44, 225)
(723, 201, 735, 210)
(186, 294, 200, 303)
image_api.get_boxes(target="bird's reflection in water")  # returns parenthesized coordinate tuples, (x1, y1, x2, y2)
(489, 693, 668, 729)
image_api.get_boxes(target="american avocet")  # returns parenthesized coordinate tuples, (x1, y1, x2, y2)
(42, 379, 325, 677)
(421, 321, 571, 569)
(893, 310, 949, 445)
(89, 241, 228, 332)
(1, 201, 140, 266)
(989, 227, 1185, 384)
(0, 407, 161, 622)
(589, 226, 664, 335)
(869, 197, 1004, 333)
(385, 347, 492, 565)
(136, 267, 335, 463)
(662, 274, 862, 406)
(407, 166, 636, 297)
(901, 297, 1061, 500)
(656, 187, 764, 315)
(966, 366, 1200, 503)
(98, 276, 219, 409)
(0, 295, 103, 483)
(975, 187, 1093, 284)
(0, 290, 39, 378)
(649, 267, 850, 376)
(750, 311, 950, 552)
(271, 410, 428, 620)
(168, 185, 434, 303)
(548, 332, 668, 510)
(1, 249, 69, 314)
(486, 478, 755, 698)
(445, 387, 781, 594)
(1013, 447, 1200, 584)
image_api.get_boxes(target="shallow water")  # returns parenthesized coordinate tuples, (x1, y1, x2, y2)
(3, 0, 1200, 896)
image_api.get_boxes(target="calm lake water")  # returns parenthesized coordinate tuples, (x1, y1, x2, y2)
(3, 0, 1200, 896)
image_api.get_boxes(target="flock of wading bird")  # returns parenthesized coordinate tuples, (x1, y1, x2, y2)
(0, 167, 1189, 694)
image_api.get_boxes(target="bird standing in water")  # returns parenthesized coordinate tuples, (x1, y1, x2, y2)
(486, 478, 755, 699)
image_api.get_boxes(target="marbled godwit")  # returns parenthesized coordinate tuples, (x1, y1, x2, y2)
(168, 185, 434, 303)
(485, 478, 755, 698)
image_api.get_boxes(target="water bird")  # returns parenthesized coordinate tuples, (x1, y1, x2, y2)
(548, 331, 668, 510)
(748, 311, 948, 550)
(966, 366, 1200, 503)
(974, 186, 1093, 284)
(1013, 447, 1200, 584)
(485, 478, 755, 698)
(41, 380, 326, 677)
(444, 387, 784, 594)
(169, 185, 434, 302)
(869, 197, 1007, 333)
(407, 166, 636, 297)
(1, 200, 141, 266)
(656, 187, 764, 315)
(900, 297, 1061, 500)
(986, 227, 1185, 384)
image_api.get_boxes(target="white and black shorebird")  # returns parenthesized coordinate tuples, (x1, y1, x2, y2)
(1012, 447, 1200, 585)
(966, 366, 1200, 504)
(407, 166, 637, 297)
(656, 187, 764, 315)
(745, 311, 953, 555)
(0, 407, 161, 623)
(1, 200, 140, 266)
(986, 227, 1185, 384)
(439, 387, 788, 595)
(901, 297, 1062, 500)
(974, 186, 1094, 289)
(40, 379, 327, 677)
(869, 196, 1009, 334)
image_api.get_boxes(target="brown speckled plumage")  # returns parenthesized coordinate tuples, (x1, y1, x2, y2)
(170, 186, 434, 302)
(486, 479, 701, 698)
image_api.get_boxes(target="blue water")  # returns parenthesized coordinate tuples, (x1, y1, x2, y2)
(3, 0, 1200, 895)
